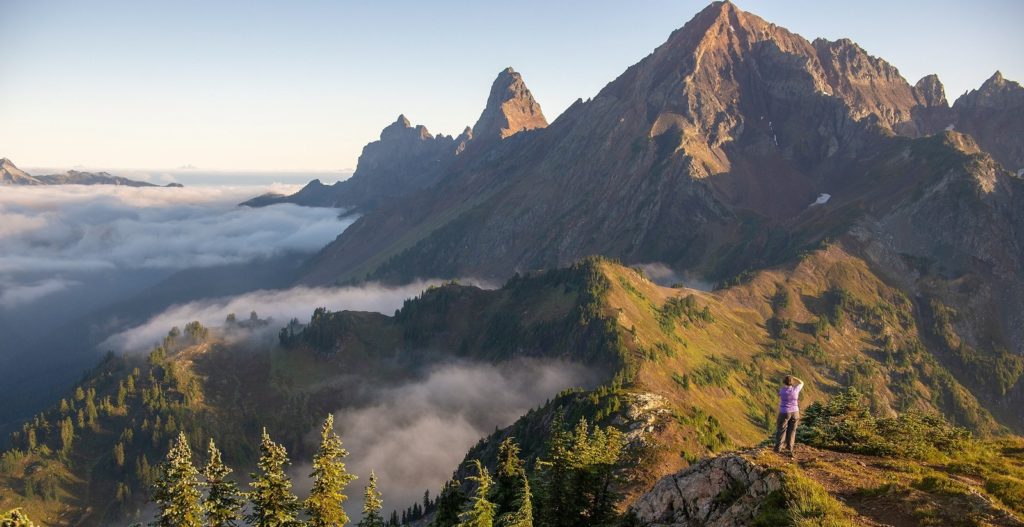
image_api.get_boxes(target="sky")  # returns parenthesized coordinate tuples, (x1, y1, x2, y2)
(1, 0, 1021, 172)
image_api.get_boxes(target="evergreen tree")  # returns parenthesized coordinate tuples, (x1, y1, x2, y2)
(152, 432, 203, 527)
(357, 471, 385, 527)
(535, 413, 571, 527)
(114, 442, 126, 468)
(389, 510, 399, 526)
(59, 417, 74, 455)
(535, 417, 624, 527)
(247, 429, 300, 527)
(496, 478, 532, 527)
(431, 479, 466, 527)
(492, 438, 527, 517)
(491, 438, 531, 527)
(203, 439, 244, 527)
(457, 460, 495, 527)
(306, 414, 357, 527)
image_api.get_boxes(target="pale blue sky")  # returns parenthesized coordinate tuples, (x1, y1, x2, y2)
(1, 0, 1020, 171)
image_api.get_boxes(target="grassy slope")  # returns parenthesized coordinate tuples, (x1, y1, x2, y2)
(744, 440, 1024, 527)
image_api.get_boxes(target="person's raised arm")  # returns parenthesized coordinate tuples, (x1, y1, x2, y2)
(794, 377, 804, 393)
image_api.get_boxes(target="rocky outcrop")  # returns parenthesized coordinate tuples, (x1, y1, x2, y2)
(243, 114, 462, 210)
(469, 67, 547, 146)
(631, 453, 781, 526)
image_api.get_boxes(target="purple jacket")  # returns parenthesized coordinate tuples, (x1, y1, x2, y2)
(779, 382, 803, 413)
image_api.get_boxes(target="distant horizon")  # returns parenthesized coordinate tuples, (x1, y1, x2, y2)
(2, 0, 1020, 171)
(14, 163, 354, 186)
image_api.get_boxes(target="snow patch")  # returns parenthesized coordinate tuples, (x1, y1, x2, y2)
(1017, 168, 1023, 178)
(945, 124, 955, 131)
(810, 193, 831, 206)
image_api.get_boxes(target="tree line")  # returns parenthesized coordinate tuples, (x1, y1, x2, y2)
(147, 413, 627, 527)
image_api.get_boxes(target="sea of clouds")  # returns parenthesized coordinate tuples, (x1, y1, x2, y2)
(0, 184, 352, 309)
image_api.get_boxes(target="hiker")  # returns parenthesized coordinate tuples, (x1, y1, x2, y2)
(774, 375, 803, 455)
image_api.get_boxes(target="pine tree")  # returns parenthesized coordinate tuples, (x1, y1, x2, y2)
(357, 471, 385, 527)
(535, 417, 624, 527)
(431, 479, 466, 527)
(457, 460, 495, 527)
(152, 432, 203, 527)
(535, 413, 571, 527)
(493, 439, 532, 527)
(497, 477, 532, 527)
(114, 441, 125, 468)
(492, 438, 526, 517)
(306, 414, 357, 527)
(59, 417, 74, 456)
(203, 439, 244, 527)
(247, 429, 300, 527)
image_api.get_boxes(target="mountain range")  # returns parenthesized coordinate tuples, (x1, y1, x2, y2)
(269, 0, 1024, 420)
(0, 158, 182, 187)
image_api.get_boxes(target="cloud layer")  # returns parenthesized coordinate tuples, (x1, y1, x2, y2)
(0, 185, 351, 308)
(102, 281, 441, 352)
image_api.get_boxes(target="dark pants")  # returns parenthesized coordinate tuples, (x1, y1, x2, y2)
(774, 411, 799, 451)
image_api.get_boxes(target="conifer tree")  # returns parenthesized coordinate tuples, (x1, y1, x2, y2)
(491, 438, 532, 527)
(430, 480, 465, 527)
(247, 429, 300, 527)
(492, 438, 527, 517)
(535, 413, 571, 527)
(152, 432, 203, 527)
(357, 471, 385, 527)
(306, 414, 357, 527)
(203, 439, 244, 527)
(457, 460, 495, 527)
(496, 478, 532, 527)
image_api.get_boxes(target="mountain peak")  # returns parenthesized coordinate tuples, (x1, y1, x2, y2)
(914, 74, 947, 107)
(470, 67, 548, 144)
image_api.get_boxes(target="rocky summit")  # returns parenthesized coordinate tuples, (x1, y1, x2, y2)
(469, 67, 548, 146)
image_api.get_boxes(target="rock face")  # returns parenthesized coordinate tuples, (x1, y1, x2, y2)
(631, 454, 781, 527)
(469, 67, 548, 146)
(0, 158, 41, 185)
